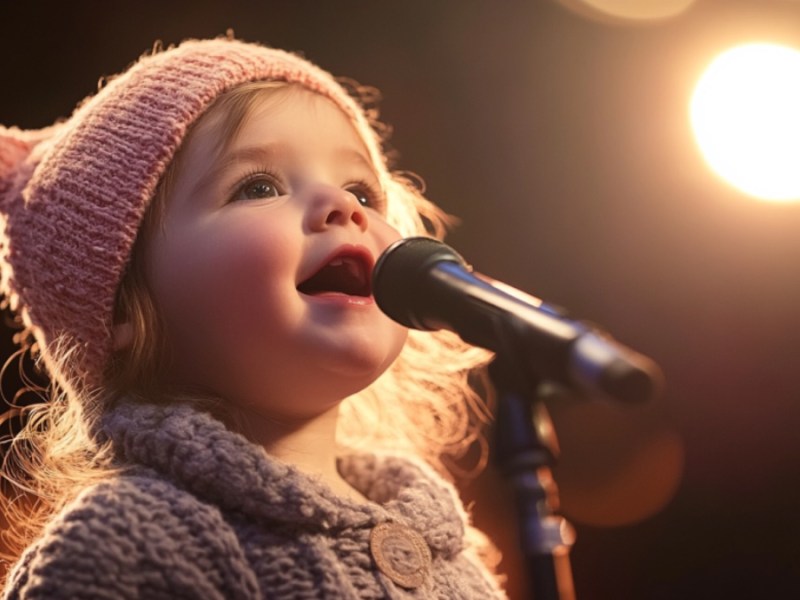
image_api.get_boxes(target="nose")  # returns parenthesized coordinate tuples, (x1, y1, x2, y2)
(303, 183, 368, 233)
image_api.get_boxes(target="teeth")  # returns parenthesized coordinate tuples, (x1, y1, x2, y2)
(329, 258, 344, 267)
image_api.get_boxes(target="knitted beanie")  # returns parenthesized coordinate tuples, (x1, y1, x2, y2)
(0, 37, 388, 394)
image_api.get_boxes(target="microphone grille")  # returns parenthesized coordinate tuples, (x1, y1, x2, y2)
(372, 237, 465, 329)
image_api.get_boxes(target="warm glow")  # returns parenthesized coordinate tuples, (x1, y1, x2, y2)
(552, 402, 684, 528)
(557, 0, 695, 23)
(691, 43, 800, 202)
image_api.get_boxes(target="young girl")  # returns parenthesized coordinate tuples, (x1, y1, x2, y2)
(0, 37, 504, 598)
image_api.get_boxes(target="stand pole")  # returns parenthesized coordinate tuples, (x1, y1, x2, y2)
(491, 357, 576, 600)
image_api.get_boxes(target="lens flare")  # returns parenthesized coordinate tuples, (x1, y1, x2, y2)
(691, 43, 800, 202)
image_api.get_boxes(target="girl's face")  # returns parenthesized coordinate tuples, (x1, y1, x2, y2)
(144, 88, 408, 420)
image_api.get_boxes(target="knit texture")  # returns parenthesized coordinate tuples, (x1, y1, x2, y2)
(4, 402, 506, 599)
(0, 38, 387, 393)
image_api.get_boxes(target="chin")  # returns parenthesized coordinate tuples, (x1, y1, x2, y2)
(323, 358, 390, 393)
(318, 348, 400, 401)
(336, 334, 405, 378)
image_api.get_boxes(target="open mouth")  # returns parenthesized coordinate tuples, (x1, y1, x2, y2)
(297, 249, 373, 297)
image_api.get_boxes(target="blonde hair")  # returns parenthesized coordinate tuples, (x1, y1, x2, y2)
(0, 81, 494, 577)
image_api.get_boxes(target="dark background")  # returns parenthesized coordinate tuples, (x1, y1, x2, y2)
(2, 1, 799, 598)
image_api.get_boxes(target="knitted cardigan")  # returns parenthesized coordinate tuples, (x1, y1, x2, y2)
(4, 402, 506, 599)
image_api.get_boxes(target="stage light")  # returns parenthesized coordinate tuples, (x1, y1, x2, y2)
(691, 43, 800, 203)
(556, 0, 695, 24)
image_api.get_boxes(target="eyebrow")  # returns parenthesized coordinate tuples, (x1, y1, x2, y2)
(190, 143, 287, 197)
(191, 142, 380, 197)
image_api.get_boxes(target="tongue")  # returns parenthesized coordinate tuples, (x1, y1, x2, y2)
(298, 262, 367, 296)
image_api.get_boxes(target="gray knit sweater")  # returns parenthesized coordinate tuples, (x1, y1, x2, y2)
(5, 402, 506, 599)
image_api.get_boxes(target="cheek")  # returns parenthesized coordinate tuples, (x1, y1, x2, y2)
(148, 222, 298, 355)
(369, 213, 404, 252)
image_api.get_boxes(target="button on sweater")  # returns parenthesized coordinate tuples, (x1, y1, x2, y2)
(5, 402, 506, 599)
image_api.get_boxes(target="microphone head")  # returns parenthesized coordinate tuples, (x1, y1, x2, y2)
(372, 237, 466, 329)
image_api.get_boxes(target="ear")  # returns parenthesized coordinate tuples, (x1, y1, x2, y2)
(112, 322, 134, 351)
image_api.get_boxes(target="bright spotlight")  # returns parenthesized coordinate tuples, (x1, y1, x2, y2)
(690, 43, 800, 203)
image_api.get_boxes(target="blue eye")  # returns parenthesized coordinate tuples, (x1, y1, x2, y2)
(232, 175, 283, 202)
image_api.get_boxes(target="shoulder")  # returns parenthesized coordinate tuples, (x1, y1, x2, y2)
(5, 472, 259, 600)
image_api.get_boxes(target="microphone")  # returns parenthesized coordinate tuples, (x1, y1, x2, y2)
(372, 237, 663, 404)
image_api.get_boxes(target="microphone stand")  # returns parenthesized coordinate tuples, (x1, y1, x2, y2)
(371, 238, 663, 597)
(478, 289, 660, 599)
(490, 354, 577, 600)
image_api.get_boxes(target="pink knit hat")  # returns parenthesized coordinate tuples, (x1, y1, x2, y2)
(0, 37, 387, 394)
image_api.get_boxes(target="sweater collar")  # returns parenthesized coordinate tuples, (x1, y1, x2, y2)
(102, 402, 466, 558)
